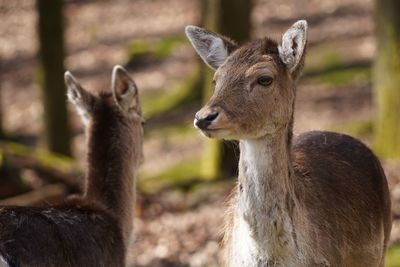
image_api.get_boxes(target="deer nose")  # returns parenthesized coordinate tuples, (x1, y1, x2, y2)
(195, 111, 219, 130)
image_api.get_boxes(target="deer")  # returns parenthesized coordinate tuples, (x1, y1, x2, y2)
(185, 20, 392, 267)
(0, 65, 143, 267)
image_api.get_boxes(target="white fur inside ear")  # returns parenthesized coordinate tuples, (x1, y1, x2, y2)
(278, 20, 307, 72)
(111, 65, 141, 117)
(185, 26, 228, 70)
(65, 72, 92, 126)
(67, 89, 91, 126)
(119, 89, 138, 112)
(206, 37, 229, 68)
(118, 90, 142, 122)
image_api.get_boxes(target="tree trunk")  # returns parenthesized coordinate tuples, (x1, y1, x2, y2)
(217, 0, 252, 43)
(374, 0, 400, 158)
(0, 74, 3, 139)
(201, 0, 252, 179)
(36, 0, 71, 156)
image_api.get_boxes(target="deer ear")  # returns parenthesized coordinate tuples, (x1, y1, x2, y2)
(111, 65, 141, 117)
(278, 20, 308, 76)
(185, 25, 237, 70)
(65, 71, 95, 125)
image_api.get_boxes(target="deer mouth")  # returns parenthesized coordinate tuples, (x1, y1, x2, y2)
(199, 128, 230, 138)
(194, 110, 232, 138)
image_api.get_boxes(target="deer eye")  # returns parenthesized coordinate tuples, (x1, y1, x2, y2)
(257, 76, 273, 86)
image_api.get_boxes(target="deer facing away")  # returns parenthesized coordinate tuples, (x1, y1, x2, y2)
(186, 20, 392, 267)
(0, 66, 143, 267)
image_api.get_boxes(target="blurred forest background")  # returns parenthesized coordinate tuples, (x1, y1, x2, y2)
(1, 0, 400, 266)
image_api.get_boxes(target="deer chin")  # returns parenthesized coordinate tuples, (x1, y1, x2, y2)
(198, 122, 247, 140)
(199, 128, 231, 139)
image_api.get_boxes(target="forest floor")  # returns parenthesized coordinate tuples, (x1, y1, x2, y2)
(1, 0, 400, 266)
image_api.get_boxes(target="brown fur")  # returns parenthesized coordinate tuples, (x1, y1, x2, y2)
(187, 22, 391, 266)
(0, 69, 143, 267)
(291, 131, 392, 266)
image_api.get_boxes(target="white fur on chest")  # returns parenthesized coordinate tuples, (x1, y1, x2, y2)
(230, 216, 260, 267)
(229, 139, 304, 267)
(229, 215, 301, 267)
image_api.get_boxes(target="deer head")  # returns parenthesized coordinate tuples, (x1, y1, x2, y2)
(65, 65, 144, 167)
(185, 20, 307, 140)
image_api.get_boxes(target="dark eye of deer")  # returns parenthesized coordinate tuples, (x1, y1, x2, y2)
(257, 76, 273, 86)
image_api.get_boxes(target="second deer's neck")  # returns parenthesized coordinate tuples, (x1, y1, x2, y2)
(237, 127, 298, 257)
(84, 117, 136, 243)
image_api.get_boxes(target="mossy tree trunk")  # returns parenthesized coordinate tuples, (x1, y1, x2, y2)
(374, 0, 400, 158)
(36, 0, 71, 156)
(0, 71, 3, 139)
(201, 0, 252, 179)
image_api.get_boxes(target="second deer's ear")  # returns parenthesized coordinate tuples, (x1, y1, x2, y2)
(185, 26, 238, 70)
(65, 71, 95, 125)
(111, 65, 141, 117)
(278, 20, 308, 77)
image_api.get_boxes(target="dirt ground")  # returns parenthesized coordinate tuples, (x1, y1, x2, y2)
(1, 0, 399, 266)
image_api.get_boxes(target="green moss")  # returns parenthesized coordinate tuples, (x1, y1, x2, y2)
(145, 123, 197, 140)
(386, 244, 400, 267)
(0, 141, 81, 195)
(320, 67, 370, 86)
(154, 36, 186, 58)
(305, 50, 344, 73)
(141, 70, 200, 119)
(0, 151, 4, 168)
(331, 120, 374, 139)
(3, 141, 80, 174)
(126, 36, 186, 65)
(126, 40, 153, 62)
(302, 42, 372, 88)
(304, 66, 371, 87)
(201, 138, 222, 180)
(138, 159, 203, 193)
(141, 84, 189, 119)
(374, 24, 400, 159)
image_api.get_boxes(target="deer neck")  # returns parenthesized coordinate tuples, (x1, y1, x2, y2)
(235, 126, 299, 261)
(84, 116, 136, 244)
